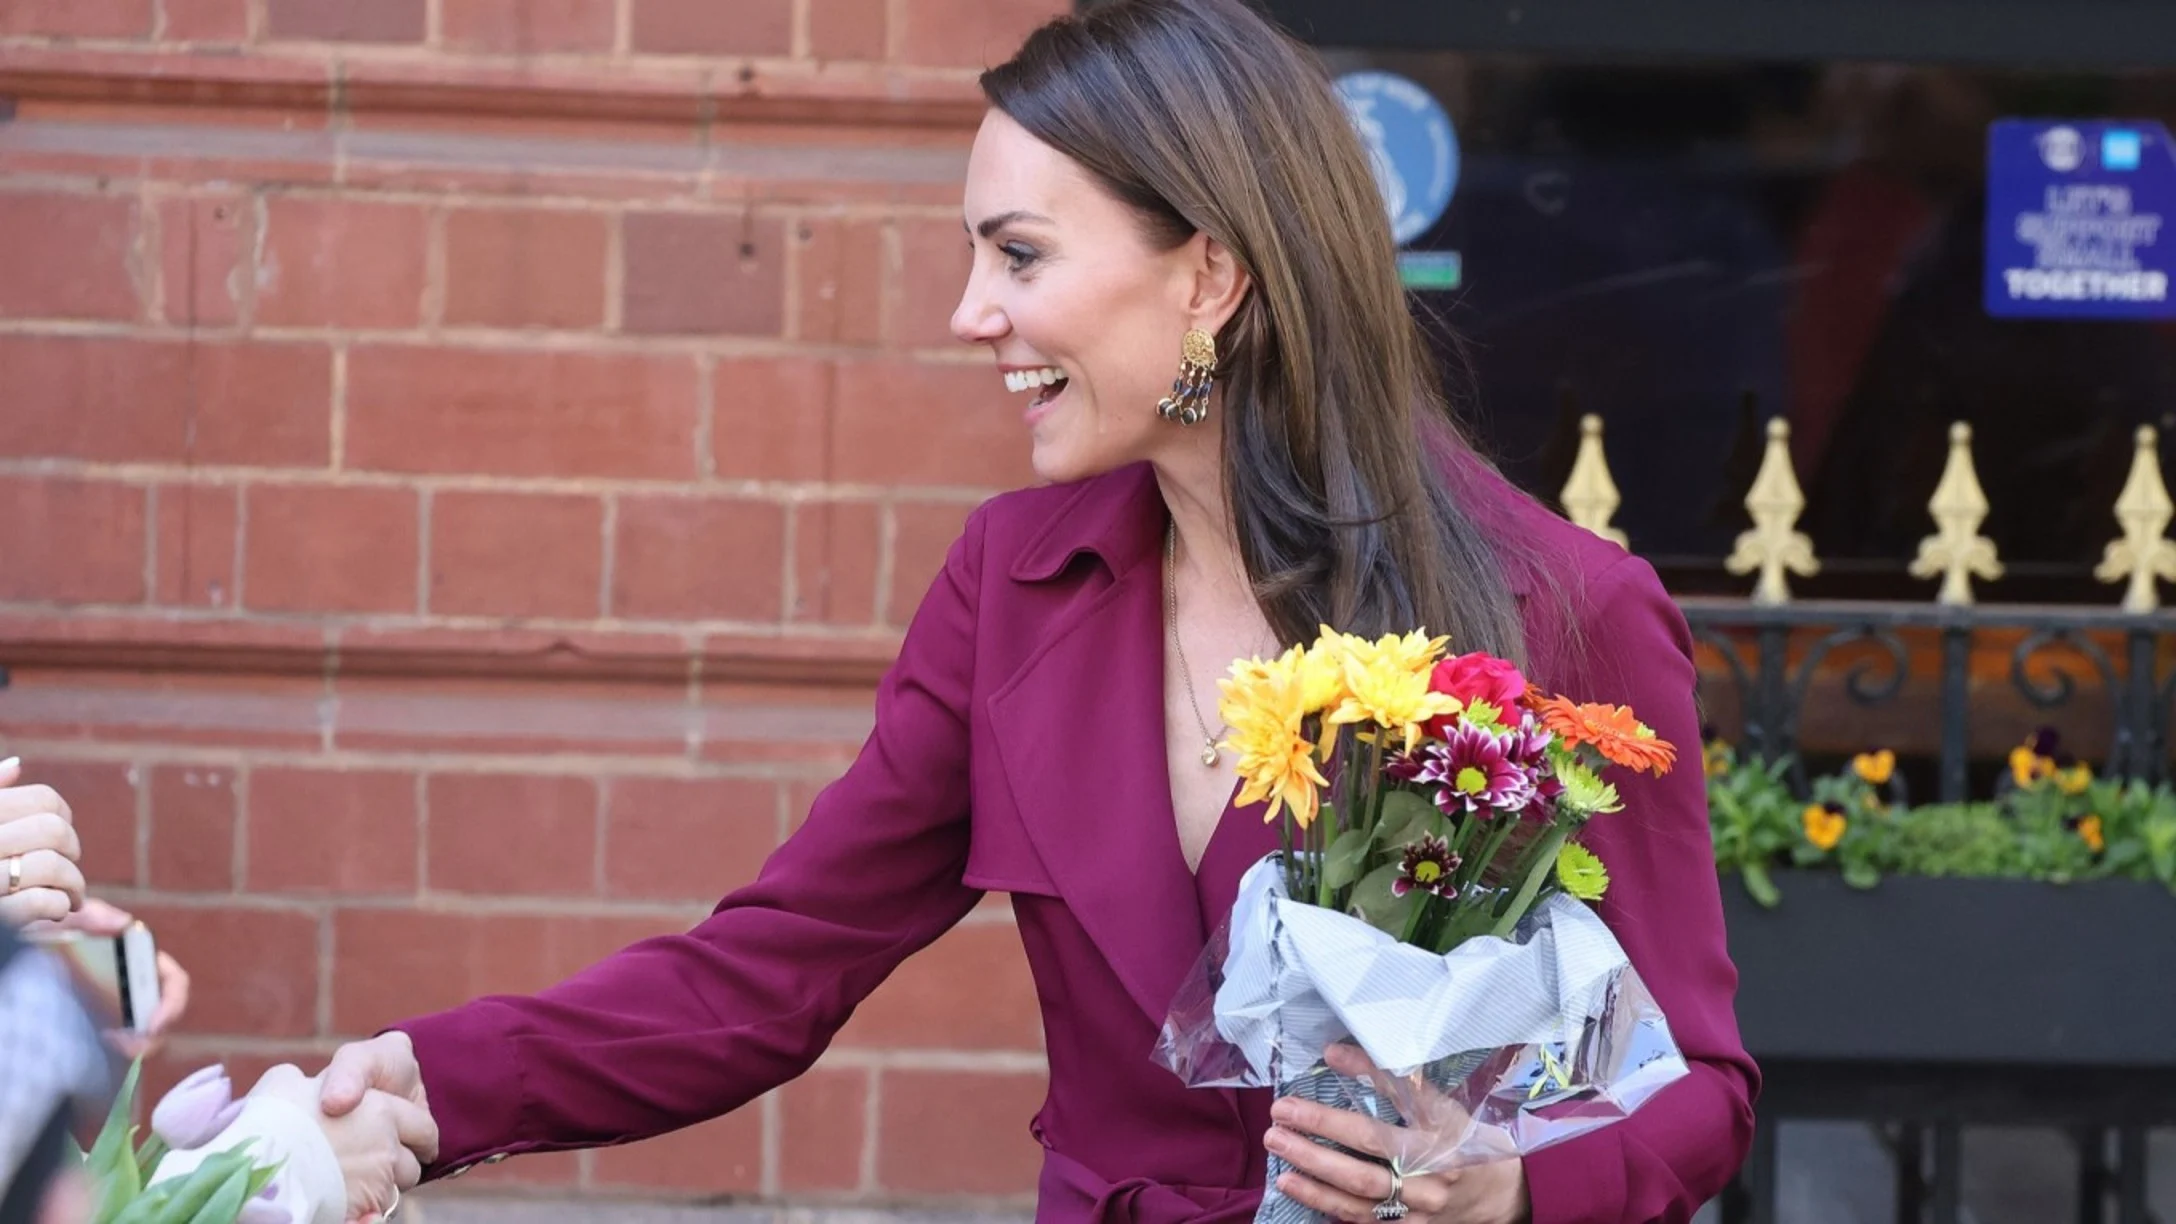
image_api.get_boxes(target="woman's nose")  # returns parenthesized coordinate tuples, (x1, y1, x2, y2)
(951, 265, 1008, 345)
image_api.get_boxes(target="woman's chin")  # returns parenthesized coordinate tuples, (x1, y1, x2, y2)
(1028, 439, 1119, 487)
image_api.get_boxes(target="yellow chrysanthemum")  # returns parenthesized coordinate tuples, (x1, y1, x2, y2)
(1316, 627, 1458, 754)
(1218, 648, 1331, 829)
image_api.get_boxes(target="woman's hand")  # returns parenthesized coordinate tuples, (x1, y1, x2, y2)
(0, 757, 86, 928)
(59, 897, 192, 1058)
(321, 1030, 440, 1210)
(1263, 1045, 1531, 1224)
(248, 1063, 435, 1224)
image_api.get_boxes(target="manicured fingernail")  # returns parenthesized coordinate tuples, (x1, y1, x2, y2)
(1263, 1129, 1285, 1153)
(1, 757, 19, 770)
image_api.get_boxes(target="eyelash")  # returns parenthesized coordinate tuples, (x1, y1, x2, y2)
(999, 243, 1040, 272)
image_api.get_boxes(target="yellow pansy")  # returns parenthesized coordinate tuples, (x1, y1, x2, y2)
(2008, 746, 2055, 789)
(1802, 802, 1847, 851)
(1851, 749, 1895, 786)
(2078, 813, 2106, 854)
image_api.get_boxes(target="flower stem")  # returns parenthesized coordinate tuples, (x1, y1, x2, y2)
(1328, 731, 1364, 909)
(1399, 890, 1432, 945)
(1461, 816, 1520, 894)
(1490, 826, 1568, 940)
(1281, 813, 1295, 898)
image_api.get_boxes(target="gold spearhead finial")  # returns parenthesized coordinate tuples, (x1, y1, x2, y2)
(1909, 422, 2004, 606)
(2093, 424, 2176, 612)
(1561, 414, 1629, 549)
(1724, 417, 1820, 604)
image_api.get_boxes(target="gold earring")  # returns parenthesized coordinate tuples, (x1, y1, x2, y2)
(1158, 328, 1216, 426)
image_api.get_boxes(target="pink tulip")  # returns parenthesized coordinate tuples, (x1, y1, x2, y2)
(150, 1065, 245, 1150)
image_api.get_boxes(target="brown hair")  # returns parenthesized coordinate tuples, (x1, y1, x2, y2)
(981, 0, 1533, 663)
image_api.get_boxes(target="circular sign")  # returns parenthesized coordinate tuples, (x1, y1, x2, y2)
(1335, 71, 1460, 246)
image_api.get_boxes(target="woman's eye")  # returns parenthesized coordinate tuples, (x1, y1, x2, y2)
(1001, 243, 1040, 271)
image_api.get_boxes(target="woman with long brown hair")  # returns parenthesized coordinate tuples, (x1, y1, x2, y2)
(168, 1, 1756, 1220)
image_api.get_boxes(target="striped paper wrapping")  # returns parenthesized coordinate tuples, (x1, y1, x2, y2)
(1155, 854, 1690, 1223)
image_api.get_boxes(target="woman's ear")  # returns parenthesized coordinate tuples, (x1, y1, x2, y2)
(1187, 232, 1252, 334)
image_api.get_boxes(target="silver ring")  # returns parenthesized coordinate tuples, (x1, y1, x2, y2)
(5, 854, 20, 895)
(1373, 1166, 1408, 1221)
(382, 1186, 401, 1220)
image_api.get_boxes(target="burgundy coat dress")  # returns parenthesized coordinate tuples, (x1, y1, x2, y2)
(395, 458, 1759, 1224)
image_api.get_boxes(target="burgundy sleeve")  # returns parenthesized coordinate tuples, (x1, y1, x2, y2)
(1521, 554, 1761, 1224)
(392, 509, 991, 1176)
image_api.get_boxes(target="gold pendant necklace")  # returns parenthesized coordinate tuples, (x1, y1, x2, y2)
(1165, 522, 1228, 768)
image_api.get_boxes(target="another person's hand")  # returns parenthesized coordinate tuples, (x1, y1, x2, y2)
(321, 1032, 440, 1199)
(0, 757, 85, 928)
(1263, 1044, 1531, 1224)
(58, 897, 191, 1058)
(230, 1063, 436, 1224)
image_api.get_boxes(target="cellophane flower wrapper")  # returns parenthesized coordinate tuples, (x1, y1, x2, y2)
(1154, 853, 1690, 1224)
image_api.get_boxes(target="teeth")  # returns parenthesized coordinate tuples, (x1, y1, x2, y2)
(1004, 367, 1067, 393)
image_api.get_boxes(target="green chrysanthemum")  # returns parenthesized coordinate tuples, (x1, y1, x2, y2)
(1555, 760, 1623, 816)
(1556, 842, 1610, 901)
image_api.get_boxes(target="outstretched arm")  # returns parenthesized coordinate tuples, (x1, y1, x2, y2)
(322, 507, 997, 1180)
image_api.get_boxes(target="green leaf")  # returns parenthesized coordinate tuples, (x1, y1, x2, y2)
(244, 1158, 285, 1202)
(1349, 860, 1419, 937)
(1324, 826, 1373, 892)
(88, 1061, 145, 1223)
(141, 1148, 258, 1224)
(1841, 861, 1881, 890)
(1741, 862, 1780, 909)
(182, 1159, 255, 1224)
(1374, 790, 1437, 847)
(106, 1178, 187, 1224)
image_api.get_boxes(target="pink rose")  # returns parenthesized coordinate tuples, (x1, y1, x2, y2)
(1427, 652, 1528, 734)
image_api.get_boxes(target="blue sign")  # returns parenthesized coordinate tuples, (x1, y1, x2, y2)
(1985, 118, 2174, 319)
(1335, 71, 1459, 247)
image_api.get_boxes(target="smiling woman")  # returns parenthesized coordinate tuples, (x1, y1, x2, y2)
(48, 3, 1756, 1223)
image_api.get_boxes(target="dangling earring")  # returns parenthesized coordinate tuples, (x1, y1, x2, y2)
(1157, 328, 1217, 426)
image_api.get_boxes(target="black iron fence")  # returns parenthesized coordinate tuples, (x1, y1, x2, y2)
(1681, 597, 2176, 796)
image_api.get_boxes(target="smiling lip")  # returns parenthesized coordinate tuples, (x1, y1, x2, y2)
(1023, 378, 1068, 427)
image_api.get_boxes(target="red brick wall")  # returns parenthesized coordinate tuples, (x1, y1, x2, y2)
(0, 0, 1061, 1206)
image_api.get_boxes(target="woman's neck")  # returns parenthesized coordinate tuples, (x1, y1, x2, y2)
(1151, 442, 1249, 602)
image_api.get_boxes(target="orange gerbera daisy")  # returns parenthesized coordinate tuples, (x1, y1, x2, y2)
(1530, 695, 1677, 775)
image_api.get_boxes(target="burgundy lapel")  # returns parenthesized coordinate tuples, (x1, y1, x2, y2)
(987, 545, 1218, 1028)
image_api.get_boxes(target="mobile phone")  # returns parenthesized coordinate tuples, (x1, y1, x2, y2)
(27, 922, 162, 1034)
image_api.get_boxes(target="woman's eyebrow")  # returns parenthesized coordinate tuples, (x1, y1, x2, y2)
(967, 209, 1054, 239)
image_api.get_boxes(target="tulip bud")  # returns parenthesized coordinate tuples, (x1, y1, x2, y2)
(150, 1065, 245, 1150)
(237, 1197, 292, 1224)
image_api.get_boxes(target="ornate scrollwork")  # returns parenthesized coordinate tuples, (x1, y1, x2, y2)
(1784, 625, 1911, 733)
(2010, 627, 2120, 712)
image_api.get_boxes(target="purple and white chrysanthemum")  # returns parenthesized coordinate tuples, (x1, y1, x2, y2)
(1413, 722, 1539, 818)
(1393, 834, 1461, 899)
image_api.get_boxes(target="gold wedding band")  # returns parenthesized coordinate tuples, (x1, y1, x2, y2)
(5, 854, 20, 895)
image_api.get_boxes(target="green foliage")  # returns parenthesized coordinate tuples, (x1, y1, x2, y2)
(82, 1060, 284, 1224)
(1705, 728, 2176, 907)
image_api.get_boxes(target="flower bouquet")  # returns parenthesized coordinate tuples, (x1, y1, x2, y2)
(1152, 629, 1692, 1224)
(76, 1059, 290, 1224)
